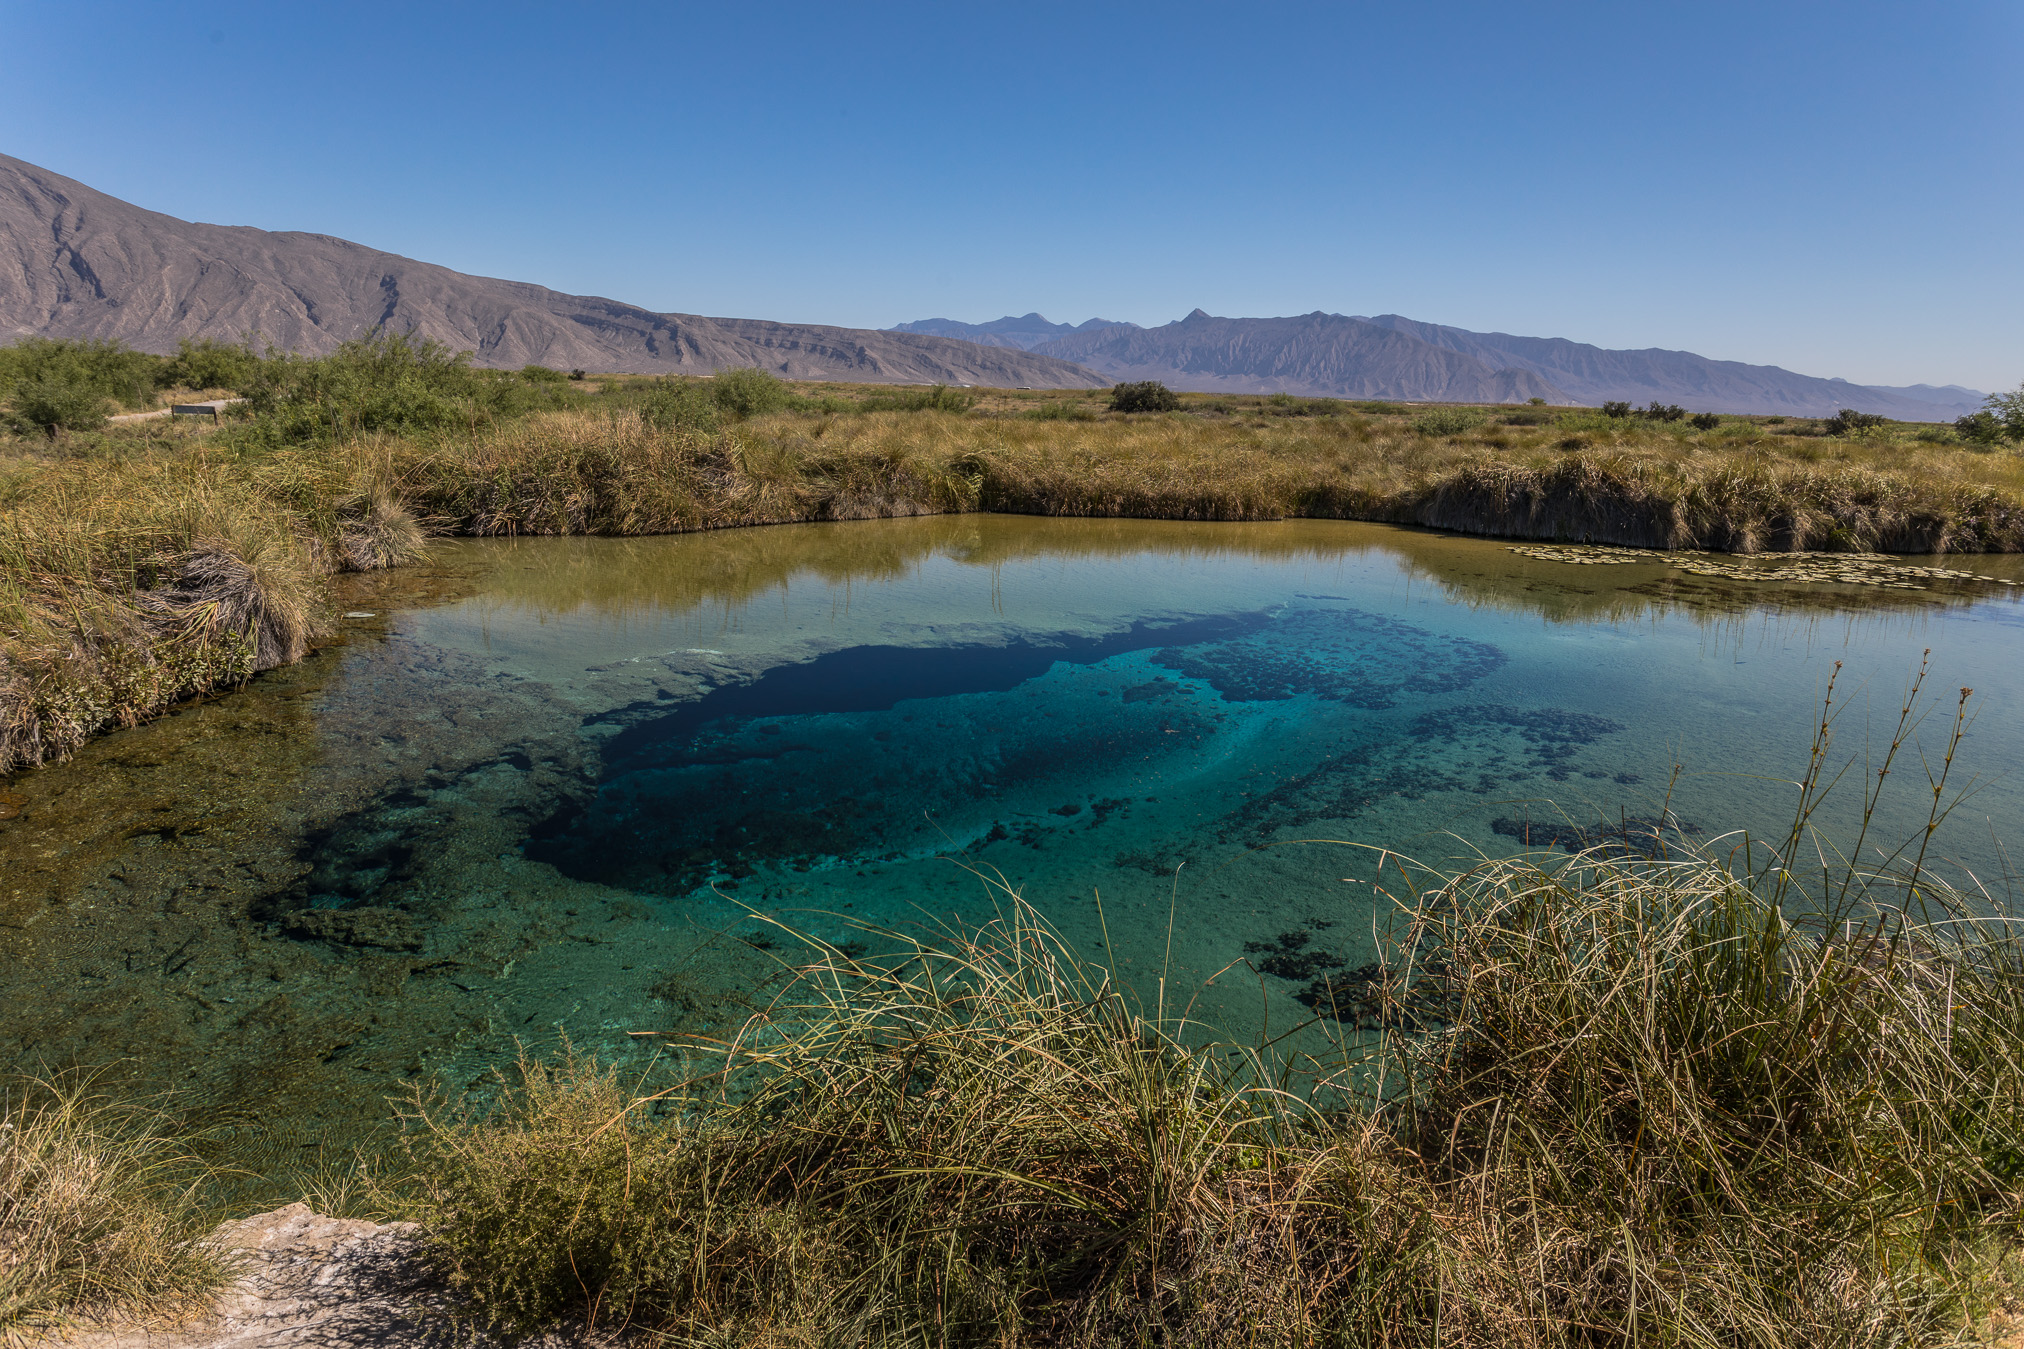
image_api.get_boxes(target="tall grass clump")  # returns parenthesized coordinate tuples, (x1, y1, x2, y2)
(395, 901, 1439, 1346)
(0, 1078, 229, 1340)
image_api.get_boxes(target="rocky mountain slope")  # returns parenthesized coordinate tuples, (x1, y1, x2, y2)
(0, 155, 1104, 387)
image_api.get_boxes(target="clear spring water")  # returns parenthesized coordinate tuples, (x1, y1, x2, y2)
(2, 516, 2020, 1184)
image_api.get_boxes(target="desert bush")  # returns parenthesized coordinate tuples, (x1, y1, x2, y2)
(1408, 407, 1488, 437)
(8, 372, 114, 436)
(1824, 407, 1888, 436)
(1690, 411, 1721, 430)
(1107, 380, 1180, 414)
(518, 364, 569, 384)
(235, 329, 486, 446)
(1643, 400, 1687, 422)
(0, 337, 172, 433)
(710, 367, 791, 421)
(1601, 400, 1635, 418)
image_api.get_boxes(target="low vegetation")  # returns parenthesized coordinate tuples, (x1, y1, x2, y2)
(2, 332, 2022, 770)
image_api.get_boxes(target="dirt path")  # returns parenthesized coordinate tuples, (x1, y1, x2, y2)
(42, 1205, 604, 1348)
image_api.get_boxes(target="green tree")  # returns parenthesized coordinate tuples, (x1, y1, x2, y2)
(10, 371, 112, 434)
(1983, 379, 2024, 442)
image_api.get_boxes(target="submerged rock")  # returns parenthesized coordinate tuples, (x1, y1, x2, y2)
(280, 907, 425, 952)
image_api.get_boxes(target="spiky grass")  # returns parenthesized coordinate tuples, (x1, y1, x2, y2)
(0, 1078, 230, 1343)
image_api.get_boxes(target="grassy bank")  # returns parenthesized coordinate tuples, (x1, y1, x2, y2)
(3, 335, 2022, 771)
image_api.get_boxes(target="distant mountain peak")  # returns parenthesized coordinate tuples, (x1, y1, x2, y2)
(1182, 308, 1213, 321)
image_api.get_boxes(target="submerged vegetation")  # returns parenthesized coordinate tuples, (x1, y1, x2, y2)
(2, 331, 2022, 770)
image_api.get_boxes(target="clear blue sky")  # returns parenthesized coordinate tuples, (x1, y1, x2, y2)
(6, 0, 2020, 390)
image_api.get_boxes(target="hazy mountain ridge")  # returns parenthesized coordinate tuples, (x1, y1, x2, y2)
(1351, 314, 1983, 420)
(0, 155, 1106, 388)
(900, 308, 1983, 418)
(889, 314, 1137, 350)
(1033, 309, 1563, 403)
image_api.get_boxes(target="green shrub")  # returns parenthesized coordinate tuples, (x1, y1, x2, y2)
(637, 379, 721, 434)
(1601, 400, 1634, 418)
(1955, 411, 2004, 445)
(710, 367, 790, 421)
(161, 338, 262, 392)
(1501, 411, 1550, 426)
(1643, 401, 1687, 422)
(1824, 408, 1888, 436)
(236, 330, 479, 446)
(1108, 380, 1180, 414)
(1689, 411, 1721, 430)
(8, 372, 113, 435)
(0, 338, 166, 428)
(1408, 407, 1488, 437)
(518, 364, 569, 384)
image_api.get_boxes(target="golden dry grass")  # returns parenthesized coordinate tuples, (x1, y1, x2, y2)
(0, 1078, 229, 1343)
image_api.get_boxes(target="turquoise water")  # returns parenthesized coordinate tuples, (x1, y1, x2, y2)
(1, 516, 2020, 1176)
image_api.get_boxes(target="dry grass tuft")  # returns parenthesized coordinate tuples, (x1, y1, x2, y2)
(0, 1079, 229, 1343)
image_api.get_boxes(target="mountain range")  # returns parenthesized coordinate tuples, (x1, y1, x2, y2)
(0, 155, 1102, 389)
(0, 153, 1987, 419)
(897, 312, 1987, 420)
(891, 313, 1136, 350)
